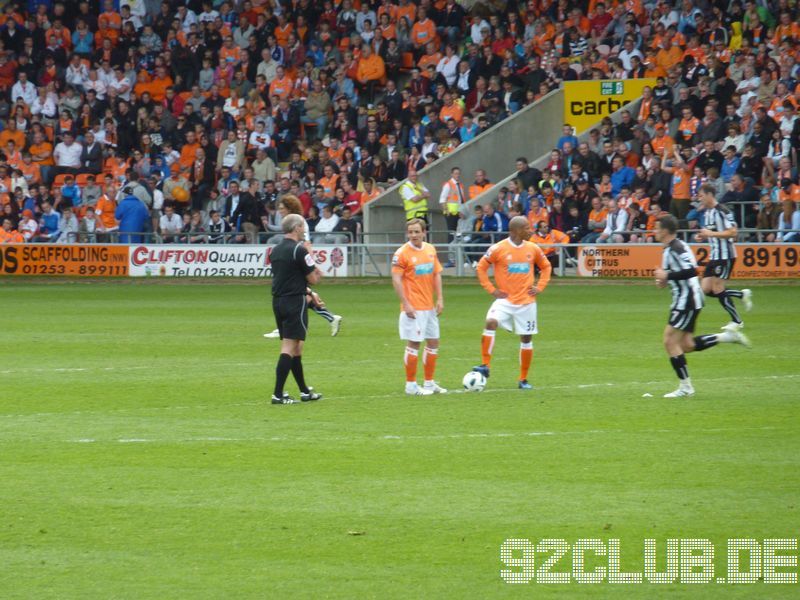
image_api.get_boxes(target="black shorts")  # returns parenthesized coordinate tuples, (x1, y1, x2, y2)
(273, 295, 308, 340)
(668, 301, 701, 333)
(703, 258, 735, 280)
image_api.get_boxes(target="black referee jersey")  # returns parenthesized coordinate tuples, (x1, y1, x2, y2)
(270, 239, 316, 297)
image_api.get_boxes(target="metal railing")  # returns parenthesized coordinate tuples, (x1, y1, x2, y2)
(64, 231, 356, 244)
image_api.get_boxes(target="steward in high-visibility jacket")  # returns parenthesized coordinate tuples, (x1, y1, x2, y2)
(399, 172, 430, 221)
(439, 174, 466, 217)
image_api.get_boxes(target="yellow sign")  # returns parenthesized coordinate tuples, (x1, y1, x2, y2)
(564, 79, 656, 134)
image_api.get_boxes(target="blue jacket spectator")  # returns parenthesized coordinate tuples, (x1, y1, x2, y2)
(40, 206, 60, 239)
(481, 206, 509, 241)
(115, 189, 149, 244)
(610, 158, 635, 197)
(720, 155, 740, 183)
(556, 129, 579, 152)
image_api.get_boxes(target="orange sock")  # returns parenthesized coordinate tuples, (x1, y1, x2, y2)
(423, 347, 438, 382)
(404, 347, 419, 382)
(519, 342, 533, 381)
(481, 330, 495, 366)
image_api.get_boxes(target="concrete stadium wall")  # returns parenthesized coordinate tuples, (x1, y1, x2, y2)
(462, 98, 644, 214)
(363, 90, 565, 244)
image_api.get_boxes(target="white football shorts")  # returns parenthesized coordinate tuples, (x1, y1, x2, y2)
(399, 309, 440, 342)
(486, 299, 538, 334)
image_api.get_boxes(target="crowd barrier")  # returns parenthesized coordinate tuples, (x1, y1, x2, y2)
(1, 242, 797, 279)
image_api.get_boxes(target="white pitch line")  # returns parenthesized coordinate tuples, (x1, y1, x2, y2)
(0, 373, 797, 422)
(61, 425, 780, 445)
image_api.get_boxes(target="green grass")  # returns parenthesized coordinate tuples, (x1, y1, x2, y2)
(0, 279, 798, 598)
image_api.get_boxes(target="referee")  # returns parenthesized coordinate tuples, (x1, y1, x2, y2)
(270, 214, 323, 405)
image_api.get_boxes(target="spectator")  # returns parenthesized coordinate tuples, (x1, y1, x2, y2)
(159, 205, 183, 243)
(598, 198, 629, 244)
(313, 204, 340, 243)
(207, 210, 231, 244)
(777, 200, 800, 243)
(481, 202, 508, 242)
(52, 132, 83, 176)
(115, 186, 149, 244)
(582, 196, 609, 243)
(756, 192, 780, 242)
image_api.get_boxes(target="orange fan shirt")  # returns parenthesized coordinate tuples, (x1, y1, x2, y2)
(476, 238, 551, 305)
(530, 228, 569, 256)
(391, 240, 443, 311)
(95, 195, 118, 229)
(411, 18, 436, 46)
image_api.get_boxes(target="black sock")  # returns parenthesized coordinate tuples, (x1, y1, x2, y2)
(693, 334, 718, 352)
(726, 289, 744, 298)
(718, 291, 742, 323)
(291, 356, 309, 393)
(312, 305, 335, 323)
(274, 353, 293, 397)
(669, 354, 689, 380)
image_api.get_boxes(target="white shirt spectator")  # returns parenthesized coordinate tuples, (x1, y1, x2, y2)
(85, 78, 107, 100)
(602, 208, 628, 237)
(98, 67, 116, 88)
(315, 213, 340, 233)
(109, 75, 132, 101)
(126, 0, 146, 18)
(779, 115, 797, 138)
(53, 141, 83, 167)
(618, 47, 643, 71)
(179, 9, 198, 32)
(11, 79, 37, 105)
(31, 95, 58, 119)
(152, 188, 164, 211)
(436, 55, 460, 86)
(65, 63, 89, 88)
(470, 19, 490, 45)
(19, 216, 38, 240)
(57, 212, 79, 243)
(198, 8, 219, 23)
(159, 212, 183, 235)
(248, 130, 272, 151)
(122, 14, 143, 31)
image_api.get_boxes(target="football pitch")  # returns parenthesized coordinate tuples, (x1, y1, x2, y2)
(1, 279, 798, 598)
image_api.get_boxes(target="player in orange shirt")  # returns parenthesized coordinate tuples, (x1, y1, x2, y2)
(473, 216, 552, 389)
(391, 218, 445, 396)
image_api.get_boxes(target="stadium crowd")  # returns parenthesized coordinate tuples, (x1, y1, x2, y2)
(0, 0, 797, 247)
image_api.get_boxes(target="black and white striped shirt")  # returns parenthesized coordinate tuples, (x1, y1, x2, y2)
(702, 203, 737, 260)
(662, 239, 704, 310)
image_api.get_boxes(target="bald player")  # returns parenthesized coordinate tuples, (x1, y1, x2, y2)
(472, 216, 552, 389)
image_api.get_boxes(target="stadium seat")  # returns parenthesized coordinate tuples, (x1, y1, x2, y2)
(75, 173, 94, 188)
(51, 173, 68, 189)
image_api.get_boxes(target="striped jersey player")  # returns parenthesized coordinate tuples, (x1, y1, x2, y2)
(696, 184, 753, 330)
(654, 214, 750, 398)
(472, 216, 552, 390)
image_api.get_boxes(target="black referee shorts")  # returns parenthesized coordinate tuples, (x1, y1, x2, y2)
(703, 258, 735, 280)
(668, 300, 701, 333)
(273, 295, 309, 341)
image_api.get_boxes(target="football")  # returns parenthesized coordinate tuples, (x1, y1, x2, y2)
(462, 371, 487, 392)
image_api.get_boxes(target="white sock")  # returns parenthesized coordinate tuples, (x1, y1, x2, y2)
(682, 377, 693, 388)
